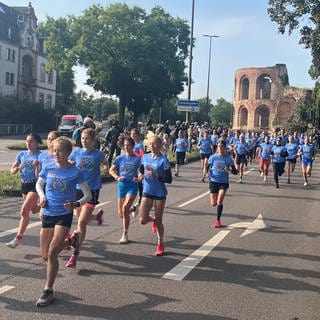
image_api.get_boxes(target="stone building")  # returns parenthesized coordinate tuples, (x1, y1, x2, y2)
(232, 64, 310, 131)
(0, 2, 56, 108)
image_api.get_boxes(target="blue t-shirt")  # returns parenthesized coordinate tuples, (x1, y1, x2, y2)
(271, 145, 286, 163)
(208, 153, 234, 184)
(69, 148, 104, 190)
(299, 144, 315, 161)
(175, 138, 188, 152)
(234, 141, 248, 155)
(38, 151, 55, 170)
(198, 137, 212, 154)
(113, 154, 141, 185)
(285, 143, 298, 160)
(16, 150, 41, 182)
(210, 134, 219, 146)
(141, 153, 171, 197)
(259, 143, 273, 160)
(133, 141, 144, 157)
(39, 163, 85, 216)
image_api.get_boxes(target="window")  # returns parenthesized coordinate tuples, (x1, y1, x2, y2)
(39, 93, 45, 104)
(7, 48, 15, 62)
(5, 72, 14, 85)
(40, 64, 45, 82)
(48, 71, 53, 84)
(46, 95, 52, 109)
(18, 14, 24, 22)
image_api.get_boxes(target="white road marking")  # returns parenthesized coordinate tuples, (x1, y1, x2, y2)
(163, 215, 266, 281)
(0, 201, 112, 239)
(178, 191, 209, 208)
(0, 285, 15, 295)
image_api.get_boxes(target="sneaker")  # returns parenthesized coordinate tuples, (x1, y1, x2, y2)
(151, 221, 157, 233)
(304, 182, 308, 187)
(36, 289, 54, 307)
(96, 209, 104, 226)
(130, 204, 139, 218)
(119, 233, 129, 244)
(214, 220, 222, 228)
(260, 171, 264, 177)
(238, 178, 243, 184)
(6, 237, 19, 248)
(66, 254, 77, 268)
(174, 172, 179, 177)
(263, 176, 267, 182)
(201, 177, 205, 182)
(155, 243, 164, 256)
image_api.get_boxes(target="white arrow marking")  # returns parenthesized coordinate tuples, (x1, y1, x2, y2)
(163, 214, 266, 281)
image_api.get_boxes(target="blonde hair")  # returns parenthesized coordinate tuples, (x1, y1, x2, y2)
(53, 136, 73, 154)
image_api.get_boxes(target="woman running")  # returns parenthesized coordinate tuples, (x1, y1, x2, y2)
(38, 131, 61, 171)
(139, 135, 172, 256)
(257, 135, 273, 182)
(174, 129, 188, 177)
(207, 140, 237, 228)
(297, 136, 316, 186)
(109, 136, 141, 244)
(271, 137, 287, 188)
(285, 135, 299, 184)
(197, 130, 213, 182)
(6, 133, 42, 248)
(65, 128, 107, 268)
(35, 136, 91, 306)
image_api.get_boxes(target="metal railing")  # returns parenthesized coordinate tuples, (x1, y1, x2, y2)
(0, 124, 33, 136)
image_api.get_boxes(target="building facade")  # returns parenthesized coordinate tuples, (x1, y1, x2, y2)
(0, 2, 56, 108)
(233, 64, 310, 131)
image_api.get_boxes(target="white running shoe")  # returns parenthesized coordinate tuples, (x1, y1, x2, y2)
(304, 182, 308, 187)
(6, 237, 19, 248)
(263, 176, 267, 182)
(119, 233, 129, 244)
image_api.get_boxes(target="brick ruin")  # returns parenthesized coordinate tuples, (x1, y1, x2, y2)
(232, 64, 311, 131)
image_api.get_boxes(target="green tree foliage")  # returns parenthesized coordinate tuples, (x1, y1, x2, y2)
(209, 98, 233, 127)
(73, 4, 190, 128)
(268, 0, 320, 79)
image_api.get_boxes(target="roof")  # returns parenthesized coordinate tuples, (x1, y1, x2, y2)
(0, 2, 20, 44)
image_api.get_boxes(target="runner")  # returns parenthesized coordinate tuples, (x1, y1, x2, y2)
(138, 135, 172, 256)
(271, 137, 287, 188)
(234, 134, 250, 183)
(65, 128, 107, 268)
(6, 133, 42, 248)
(206, 140, 238, 228)
(197, 130, 213, 182)
(109, 136, 141, 244)
(285, 135, 299, 184)
(174, 129, 188, 177)
(38, 131, 61, 171)
(35, 136, 91, 306)
(257, 135, 273, 183)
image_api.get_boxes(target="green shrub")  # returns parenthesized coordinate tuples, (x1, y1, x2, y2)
(0, 171, 21, 196)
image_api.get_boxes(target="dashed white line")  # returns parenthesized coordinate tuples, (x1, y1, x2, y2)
(178, 191, 209, 208)
(0, 285, 15, 295)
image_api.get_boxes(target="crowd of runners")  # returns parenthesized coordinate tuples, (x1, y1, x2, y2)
(3, 117, 318, 307)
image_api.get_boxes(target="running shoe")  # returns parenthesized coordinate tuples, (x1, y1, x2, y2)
(119, 233, 129, 244)
(6, 237, 19, 248)
(174, 172, 179, 177)
(304, 182, 308, 187)
(66, 254, 77, 268)
(214, 220, 222, 228)
(238, 178, 243, 184)
(201, 177, 205, 182)
(36, 289, 54, 307)
(130, 204, 139, 218)
(96, 209, 104, 226)
(264, 176, 267, 182)
(155, 243, 164, 256)
(151, 221, 157, 233)
(260, 171, 264, 177)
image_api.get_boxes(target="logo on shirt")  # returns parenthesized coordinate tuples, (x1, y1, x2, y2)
(80, 158, 95, 171)
(52, 178, 67, 192)
(21, 160, 34, 172)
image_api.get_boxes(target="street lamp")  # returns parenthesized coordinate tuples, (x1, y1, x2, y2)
(203, 34, 219, 111)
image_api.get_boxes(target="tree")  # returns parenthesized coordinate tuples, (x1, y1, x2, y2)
(268, 0, 320, 79)
(209, 98, 233, 127)
(74, 4, 190, 128)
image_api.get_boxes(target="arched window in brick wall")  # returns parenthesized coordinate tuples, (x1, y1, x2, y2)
(256, 75, 272, 99)
(254, 105, 270, 129)
(240, 77, 249, 100)
(239, 106, 248, 127)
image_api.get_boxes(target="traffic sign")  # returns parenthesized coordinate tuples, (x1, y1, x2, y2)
(177, 100, 200, 112)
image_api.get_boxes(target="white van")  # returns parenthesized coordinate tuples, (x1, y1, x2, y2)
(58, 114, 83, 136)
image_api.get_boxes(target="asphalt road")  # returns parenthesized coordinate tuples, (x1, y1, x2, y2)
(0, 159, 319, 320)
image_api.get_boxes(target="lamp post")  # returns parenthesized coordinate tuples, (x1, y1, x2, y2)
(203, 34, 219, 111)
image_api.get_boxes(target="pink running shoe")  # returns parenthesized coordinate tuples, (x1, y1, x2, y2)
(151, 221, 157, 233)
(214, 220, 222, 228)
(155, 243, 164, 256)
(66, 254, 77, 268)
(96, 209, 104, 226)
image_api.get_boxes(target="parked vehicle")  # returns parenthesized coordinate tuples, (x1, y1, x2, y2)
(58, 115, 83, 136)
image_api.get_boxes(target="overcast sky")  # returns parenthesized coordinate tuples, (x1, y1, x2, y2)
(7, 0, 315, 102)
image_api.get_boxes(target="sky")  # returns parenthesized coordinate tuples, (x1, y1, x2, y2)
(6, 0, 315, 102)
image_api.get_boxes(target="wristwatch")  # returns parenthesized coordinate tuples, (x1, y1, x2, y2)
(73, 201, 81, 208)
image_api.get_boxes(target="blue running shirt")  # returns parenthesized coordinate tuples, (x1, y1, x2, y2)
(208, 153, 234, 184)
(16, 150, 41, 182)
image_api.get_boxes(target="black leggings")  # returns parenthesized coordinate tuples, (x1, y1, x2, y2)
(272, 162, 285, 184)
